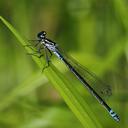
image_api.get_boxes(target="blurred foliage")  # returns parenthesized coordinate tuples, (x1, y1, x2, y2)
(0, 0, 128, 128)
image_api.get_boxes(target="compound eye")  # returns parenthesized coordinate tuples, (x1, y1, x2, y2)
(37, 31, 46, 39)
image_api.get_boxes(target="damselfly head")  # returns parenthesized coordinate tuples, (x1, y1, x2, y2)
(37, 31, 46, 40)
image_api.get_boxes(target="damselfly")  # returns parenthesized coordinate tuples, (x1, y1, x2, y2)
(29, 31, 120, 122)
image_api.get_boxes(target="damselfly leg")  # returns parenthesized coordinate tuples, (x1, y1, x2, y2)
(42, 47, 53, 72)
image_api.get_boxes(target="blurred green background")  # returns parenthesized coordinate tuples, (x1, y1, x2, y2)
(0, 0, 128, 128)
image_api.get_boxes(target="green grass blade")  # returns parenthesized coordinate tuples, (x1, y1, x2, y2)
(0, 16, 102, 128)
(46, 64, 103, 128)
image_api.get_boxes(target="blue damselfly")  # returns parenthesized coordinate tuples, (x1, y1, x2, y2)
(29, 31, 120, 122)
